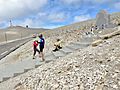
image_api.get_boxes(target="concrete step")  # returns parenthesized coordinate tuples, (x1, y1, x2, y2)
(81, 35, 99, 44)
(0, 37, 93, 83)
(45, 53, 56, 61)
(0, 56, 53, 83)
(33, 59, 45, 68)
(0, 58, 35, 82)
(80, 37, 94, 43)
(70, 42, 90, 48)
(53, 50, 66, 58)
(11, 61, 25, 77)
(12, 58, 35, 77)
(67, 44, 81, 50)
(22, 59, 35, 72)
(0, 65, 14, 82)
(60, 47, 73, 54)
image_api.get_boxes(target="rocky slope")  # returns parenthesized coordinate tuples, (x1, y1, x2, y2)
(0, 27, 120, 90)
(14, 29, 120, 90)
(0, 12, 120, 90)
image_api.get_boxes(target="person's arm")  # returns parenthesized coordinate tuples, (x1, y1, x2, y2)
(37, 41, 40, 43)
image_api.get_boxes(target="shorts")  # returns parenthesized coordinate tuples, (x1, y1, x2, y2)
(39, 46, 44, 52)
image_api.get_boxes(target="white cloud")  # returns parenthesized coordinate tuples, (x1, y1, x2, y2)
(114, 2, 120, 10)
(73, 14, 91, 23)
(87, 0, 109, 4)
(61, 0, 113, 5)
(17, 11, 67, 28)
(18, 17, 44, 28)
(35, 11, 67, 23)
(20, 18, 34, 27)
(48, 12, 66, 22)
(61, 0, 82, 5)
(18, 17, 64, 29)
(0, 0, 48, 20)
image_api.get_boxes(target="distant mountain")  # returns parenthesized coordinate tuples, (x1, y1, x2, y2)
(6, 26, 50, 31)
(0, 25, 50, 43)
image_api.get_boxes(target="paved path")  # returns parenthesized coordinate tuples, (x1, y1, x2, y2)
(0, 37, 32, 60)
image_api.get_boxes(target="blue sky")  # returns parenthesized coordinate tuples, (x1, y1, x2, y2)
(0, 0, 120, 29)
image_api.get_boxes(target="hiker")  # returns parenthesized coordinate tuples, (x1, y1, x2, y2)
(33, 40, 40, 59)
(102, 24, 104, 29)
(91, 26, 94, 34)
(85, 32, 91, 35)
(53, 39, 62, 52)
(38, 34, 45, 61)
(95, 25, 98, 30)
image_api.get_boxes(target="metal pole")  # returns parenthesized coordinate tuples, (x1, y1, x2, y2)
(5, 32, 7, 43)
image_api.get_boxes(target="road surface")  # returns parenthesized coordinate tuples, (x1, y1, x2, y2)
(0, 38, 32, 60)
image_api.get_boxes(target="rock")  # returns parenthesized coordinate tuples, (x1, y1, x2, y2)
(95, 84, 103, 90)
(79, 83, 84, 90)
(92, 39, 103, 47)
(112, 84, 118, 89)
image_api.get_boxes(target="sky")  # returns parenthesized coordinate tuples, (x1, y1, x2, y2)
(0, 0, 120, 29)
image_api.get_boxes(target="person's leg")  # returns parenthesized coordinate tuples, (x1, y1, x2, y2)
(36, 48, 40, 52)
(40, 47, 45, 61)
(53, 45, 58, 51)
(39, 45, 42, 57)
(36, 48, 40, 57)
(41, 52, 45, 61)
(58, 45, 62, 49)
(33, 48, 36, 59)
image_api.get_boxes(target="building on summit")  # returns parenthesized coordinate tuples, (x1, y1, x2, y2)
(96, 10, 116, 29)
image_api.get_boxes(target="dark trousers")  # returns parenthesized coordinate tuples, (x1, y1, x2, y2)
(33, 47, 40, 56)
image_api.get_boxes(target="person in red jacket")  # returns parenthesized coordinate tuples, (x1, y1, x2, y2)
(33, 40, 40, 59)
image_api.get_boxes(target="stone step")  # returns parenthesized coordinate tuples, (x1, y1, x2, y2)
(45, 53, 56, 61)
(70, 42, 90, 48)
(12, 58, 35, 77)
(67, 44, 81, 50)
(12, 61, 25, 77)
(0, 50, 64, 83)
(0, 58, 36, 82)
(81, 35, 100, 44)
(0, 65, 14, 82)
(52, 50, 66, 58)
(80, 37, 94, 43)
(0, 38, 92, 83)
(33, 59, 45, 68)
(60, 47, 73, 54)
(65, 45, 77, 51)
(0, 56, 53, 83)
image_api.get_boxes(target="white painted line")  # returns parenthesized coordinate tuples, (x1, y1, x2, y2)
(1, 51, 8, 55)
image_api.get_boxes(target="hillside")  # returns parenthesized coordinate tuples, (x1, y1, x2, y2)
(0, 26, 49, 43)
(0, 26, 119, 90)
(0, 12, 120, 90)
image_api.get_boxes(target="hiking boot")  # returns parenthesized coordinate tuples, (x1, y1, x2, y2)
(53, 48, 58, 52)
(33, 56, 35, 59)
